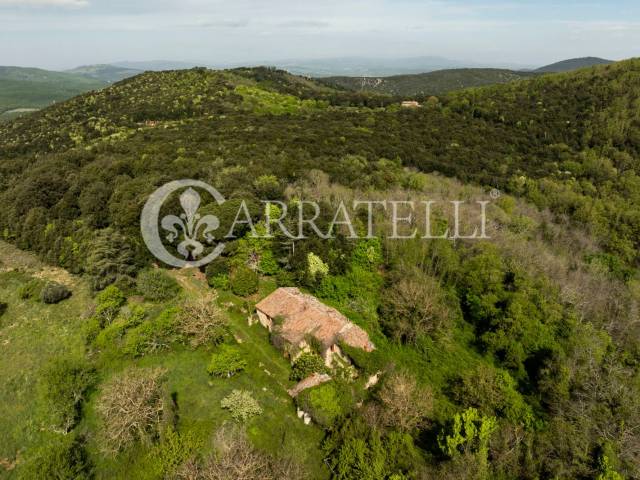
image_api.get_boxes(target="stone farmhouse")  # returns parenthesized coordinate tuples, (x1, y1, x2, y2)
(255, 287, 374, 366)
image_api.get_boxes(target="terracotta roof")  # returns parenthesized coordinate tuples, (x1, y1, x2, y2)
(256, 287, 374, 351)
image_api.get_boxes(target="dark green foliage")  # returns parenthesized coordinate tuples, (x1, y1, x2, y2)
(207, 345, 247, 378)
(40, 281, 72, 304)
(136, 269, 181, 302)
(229, 266, 259, 296)
(86, 229, 138, 291)
(0, 301, 6, 317)
(290, 352, 327, 381)
(39, 357, 95, 432)
(17, 433, 92, 480)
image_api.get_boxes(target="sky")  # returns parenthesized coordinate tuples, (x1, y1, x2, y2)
(0, 0, 638, 70)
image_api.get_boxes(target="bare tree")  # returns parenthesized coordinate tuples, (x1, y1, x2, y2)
(377, 371, 434, 432)
(96, 367, 168, 455)
(177, 294, 226, 348)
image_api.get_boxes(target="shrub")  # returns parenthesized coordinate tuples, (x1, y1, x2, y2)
(220, 390, 262, 422)
(123, 308, 178, 356)
(39, 357, 95, 432)
(40, 282, 72, 304)
(0, 301, 7, 317)
(205, 257, 230, 285)
(437, 407, 498, 459)
(298, 383, 343, 426)
(95, 285, 126, 324)
(18, 278, 45, 300)
(96, 367, 169, 454)
(207, 345, 247, 377)
(136, 269, 181, 302)
(178, 296, 226, 348)
(229, 266, 259, 296)
(18, 433, 92, 480)
(290, 352, 327, 381)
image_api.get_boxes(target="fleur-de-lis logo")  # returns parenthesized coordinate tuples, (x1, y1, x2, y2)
(141, 180, 226, 268)
(161, 188, 220, 260)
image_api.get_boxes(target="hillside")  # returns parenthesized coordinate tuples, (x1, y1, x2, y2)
(0, 62, 639, 479)
(67, 64, 143, 83)
(535, 56, 614, 72)
(0, 66, 106, 118)
(321, 68, 536, 96)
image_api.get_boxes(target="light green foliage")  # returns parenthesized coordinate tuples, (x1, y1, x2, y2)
(234, 84, 327, 115)
(220, 389, 263, 422)
(307, 252, 329, 280)
(596, 454, 624, 480)
(95, 284, 126, 323)
(438, 408, 498, 460)
(300, 383, 343, 426)
(136, 269, 181, 302)
(123, 307, 178, 356)
(350, 238, 383, 270)
(207, 345, 247, 378)
(290, 352, 327, 381)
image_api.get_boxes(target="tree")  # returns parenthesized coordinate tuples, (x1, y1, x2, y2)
(178, 296, 226, 348)
(207, 345, 247, 378)
(220, 390, 262, 422)
(85, 228, 137, 291)
(229, 266, 259, 296)
(377, 372, 433, 432)
(290, 352, 327, 381)
(379, 268, 452, 344)
(96, 367, 168, 454)
(136, 269, 181, 302)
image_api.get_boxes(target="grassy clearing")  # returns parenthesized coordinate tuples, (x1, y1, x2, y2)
(0, 253, 328, 479)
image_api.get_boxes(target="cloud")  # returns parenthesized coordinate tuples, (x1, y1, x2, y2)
(0, 0, 88, 6)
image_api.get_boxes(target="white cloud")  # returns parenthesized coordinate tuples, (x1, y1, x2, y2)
(0, 0, 88, 7)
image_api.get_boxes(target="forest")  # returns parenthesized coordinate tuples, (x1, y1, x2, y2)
(0, 60, 639, 479)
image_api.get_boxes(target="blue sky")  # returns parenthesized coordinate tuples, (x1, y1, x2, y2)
(0, 0, 638, 70)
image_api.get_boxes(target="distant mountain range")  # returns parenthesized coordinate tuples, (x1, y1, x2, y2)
(535, 56, 613, 73)
(321, 68, 538, 97)
(0, 56, 618, 120)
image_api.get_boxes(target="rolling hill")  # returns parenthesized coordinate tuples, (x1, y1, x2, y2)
(0, 62, 639, 479)
(66, 64, 143, 83)
(535, 56, 614, 73)
(321, 68, 537, 96)
(0, 66, 106, 119)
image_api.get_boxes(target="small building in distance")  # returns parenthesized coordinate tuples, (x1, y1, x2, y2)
(255, 287, 374, 366)
(401, 100, 421, 108)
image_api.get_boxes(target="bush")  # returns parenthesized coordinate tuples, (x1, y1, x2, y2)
(40, 282, 72, 304)
(298, 383, 343, 426)
(95, 285, 127, 324)
(18, 278, 45, 300)
(207, 345, 247, 377)
(220, 390, 262, 422)
(123, 308, 178, 356)
(290, 352, 327, 381)
(39, 357, 95, 432)
(136, 269, 181, 302)
(0, 301, 7, 317)
(96, 367, 169, 454)
(229, 266, 259, 296)
(205, 257, 230, 285)
(18, 433, 92, 480)
(178, 296, 226, 348)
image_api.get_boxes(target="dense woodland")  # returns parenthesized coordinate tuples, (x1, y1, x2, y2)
(0, 60, 639, 479)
